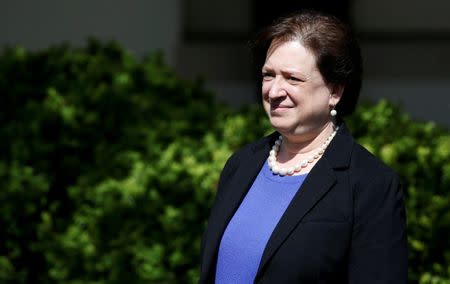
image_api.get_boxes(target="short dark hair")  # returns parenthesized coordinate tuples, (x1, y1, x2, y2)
(250, 10, 363, 116)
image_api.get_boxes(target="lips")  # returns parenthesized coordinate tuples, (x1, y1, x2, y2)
(271, 104, 293, 112)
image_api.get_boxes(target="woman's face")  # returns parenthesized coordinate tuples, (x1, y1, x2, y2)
(262, 40, 341, 140)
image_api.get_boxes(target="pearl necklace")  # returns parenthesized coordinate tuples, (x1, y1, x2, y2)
(268, 127, 339, 176)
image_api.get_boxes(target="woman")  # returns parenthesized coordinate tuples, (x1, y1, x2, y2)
(200, 10, 408, 284)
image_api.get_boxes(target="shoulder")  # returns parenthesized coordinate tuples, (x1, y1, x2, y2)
(331, 122, 401, 194)
(350, 142, 399, 183)
(348, 141, 403, 211)
(218, 132, 276, 186)
(328, 123, 398, 183)
(329, 123, 401, 200)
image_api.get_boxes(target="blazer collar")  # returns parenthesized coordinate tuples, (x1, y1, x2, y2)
(254, 123, 354, 281)
(201, 123, 354, 282)
(323, 123, 354, 169)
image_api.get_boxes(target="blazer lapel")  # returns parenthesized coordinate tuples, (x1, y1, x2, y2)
(201, 135, 275, 282)
(200, 124, 354, 283)
(254, 124, 354, 282)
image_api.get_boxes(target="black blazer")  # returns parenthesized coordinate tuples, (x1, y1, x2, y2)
(199, 124, 408, 283)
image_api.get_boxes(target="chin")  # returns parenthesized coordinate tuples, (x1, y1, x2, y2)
(269, 119, 295, 134)
(270, 120, 316, 137)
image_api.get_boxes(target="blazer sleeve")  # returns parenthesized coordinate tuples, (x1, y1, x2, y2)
(348, 172, 408, 283)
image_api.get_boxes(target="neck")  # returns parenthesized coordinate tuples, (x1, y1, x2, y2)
(281, 122, 336, 157)
(267, 123, 339, 176)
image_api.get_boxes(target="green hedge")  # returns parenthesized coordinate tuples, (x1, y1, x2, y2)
(0, 41, 449, 283)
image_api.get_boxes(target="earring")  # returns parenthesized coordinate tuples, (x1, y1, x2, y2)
(330, 109, 337, 117)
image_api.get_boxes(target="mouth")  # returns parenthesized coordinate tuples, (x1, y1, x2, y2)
(270, 104, 292, 112)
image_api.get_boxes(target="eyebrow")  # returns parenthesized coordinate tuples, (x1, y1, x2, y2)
(262, 65, 311, 80)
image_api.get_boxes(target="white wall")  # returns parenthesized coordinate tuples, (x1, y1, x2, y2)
(353, 0, 450, 31)
(185, 0, 252, 34)
(0, 0, 181, 65)
(1, 0, 449, 127)
(352, 0, 450, 127)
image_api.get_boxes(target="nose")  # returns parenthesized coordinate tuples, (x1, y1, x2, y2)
(268, 76, 287, 99)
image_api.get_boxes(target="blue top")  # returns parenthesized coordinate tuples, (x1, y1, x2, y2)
(215, 160, 307, 283)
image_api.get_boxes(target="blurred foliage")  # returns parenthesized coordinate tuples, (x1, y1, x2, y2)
(0, 40, 449, 283)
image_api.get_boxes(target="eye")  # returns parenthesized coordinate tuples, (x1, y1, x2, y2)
(262, 72, 274, 81)
(288, 76, 303, 82)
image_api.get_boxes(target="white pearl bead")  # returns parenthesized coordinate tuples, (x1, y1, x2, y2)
(272, 166, 280, 174)
(268, 129, 337, 176)
(287, 168, 295, 175)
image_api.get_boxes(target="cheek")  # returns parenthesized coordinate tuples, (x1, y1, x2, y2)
(284, 86, 303, 103)
(261, 82, 270, 97)
(305, 85, 330, 105)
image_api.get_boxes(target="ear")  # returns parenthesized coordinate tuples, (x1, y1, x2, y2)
(329, 85, 344, 107)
